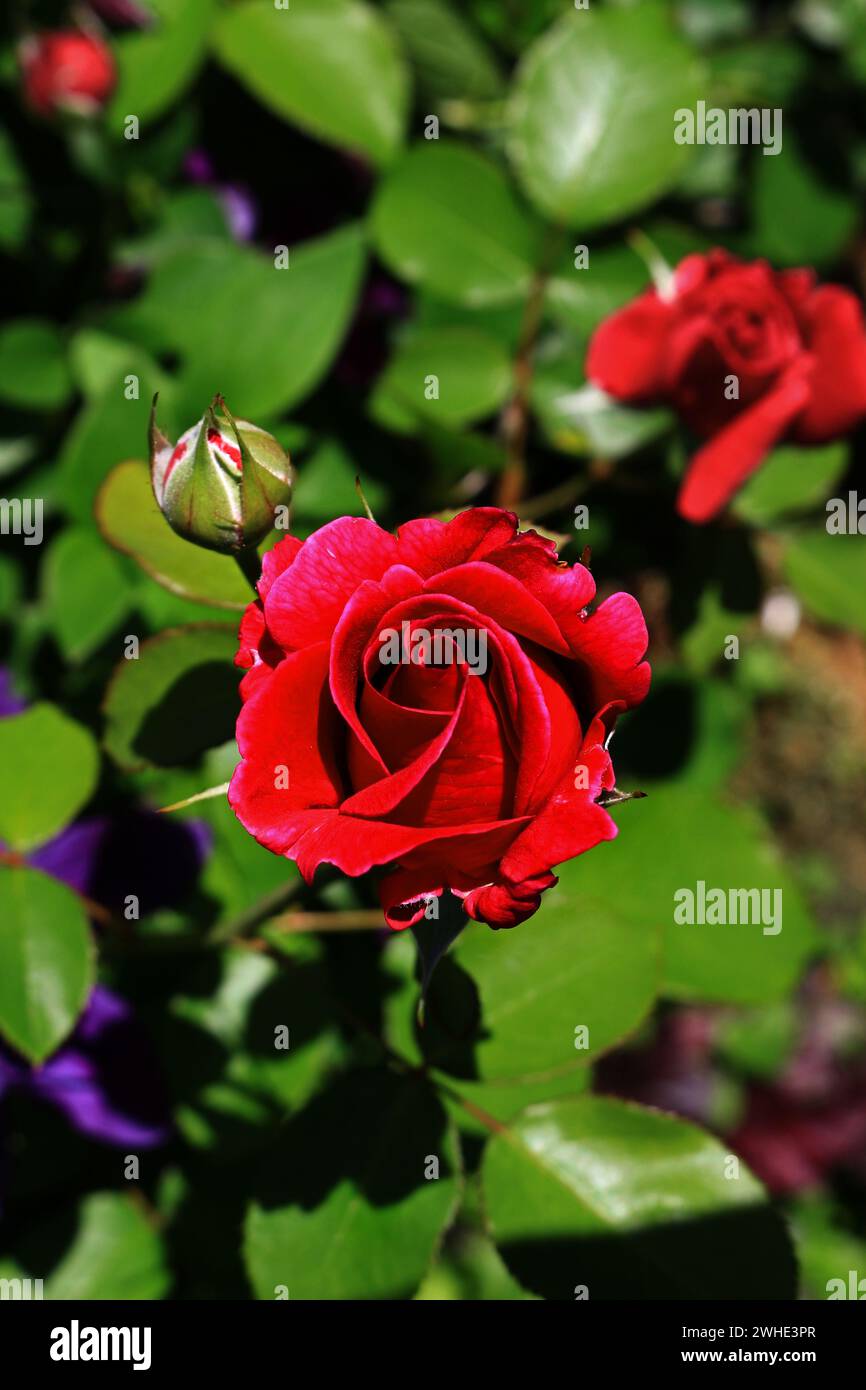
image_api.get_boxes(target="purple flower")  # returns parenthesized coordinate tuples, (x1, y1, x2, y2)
(0, 985, 171, 1149)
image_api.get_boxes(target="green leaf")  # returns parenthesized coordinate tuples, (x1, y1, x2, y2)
(28, 1193, 169, 1299)
(371, 141, 542, 307)
(212, 0, 409, 166)
(506, 5, 702, 227)
(244, 1069, 460, 1299)
(0, 867, 94, 1063)
(483, 1096, 797, 1300)
(108, 0, 216, 129)
(42, 528, 133, 662)
(750, 140, 858, 267)
(783, 530, 866, 638)
(614, 671, 749, 792)
(733, 443, 848, 527)
(384, 0, 503, 102)
(104, 227, 366, 421)
(117, 188, 233, 270)
(0, 705, 99, 852)
(707, 39, 808, 108)
(371, 326, 512, 432)
(442, 1069, 590, 1140)
(96, 461, 251, 610)
(167, 944, 342, 1155)
(545, 243, 649, 338)
(102, 624, 239, 772)
(57, 355, 169, 522)
(609, 786, 815, 1004)
(446, 851, 661, 1082)
(291, 440, 388, 526)
(792, 1194, 866, 1301)
(69, 331, 165, 401)
(0, 320, 72, 411)
(680, 590, 748, 677)
(531, 378, 671, 459)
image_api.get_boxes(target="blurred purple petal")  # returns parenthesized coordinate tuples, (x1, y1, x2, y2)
(0, 669, 27, 717)
(30, 810, 211, 914)
(18, 987, 171, 1148)
(29, 819, 109, 896)
(218, 185, 257, 242)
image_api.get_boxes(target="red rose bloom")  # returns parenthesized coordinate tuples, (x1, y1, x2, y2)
(20, 31, 116, 118)
(587, 249, 866, 524)
(228, 509, 650, 930)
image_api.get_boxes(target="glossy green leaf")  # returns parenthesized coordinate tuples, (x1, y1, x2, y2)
(0, 320, 72, 411)
(42, 527, 133, 662)
(607, 786, 815, 1004)
(546, 243, 649, 337)
(291, 441, 388, 526)
(483, 1096, 797, 1300)
(385, 0, 503, 101)
(0, 866, 94, 1063)
(446, 851, 661, 1082)
(102, 624, 239, 772)
(733, 443, 848, 526)
(244, 1069, 460, 1299)
(614, 671, 749, 791)
(371, 326, 512, 432)
(96, 461, 251, 610)
(783, 530, 866, 638)
(792, 1194, 866, 1301)
(416, 1230, 533, 1301)
(0, 704, 99, 852)
(57, 356, 169, 523)
(531, 378, 672, 459)
(167, 944, 342, 1155)
(103, 227, 366, 421)
(108, 0, 216, 128)
(506, 6, 702, 226)
(29, 1193, 169, 1299)
(750, 141, 858, 267)
(371, 141, 541, 307)
(213, 0, 409, 166)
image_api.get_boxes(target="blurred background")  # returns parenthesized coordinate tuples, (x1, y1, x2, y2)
(0, 0, 865, 1300)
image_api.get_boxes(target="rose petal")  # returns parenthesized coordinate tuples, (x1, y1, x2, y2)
(229, 643, 344, 856)
(395, 509, 518, 575)
(677, 360, 814, 523)
(265, 517, 399, 650)
(793, 286, 866, 441)
(586, 290, 672, 403)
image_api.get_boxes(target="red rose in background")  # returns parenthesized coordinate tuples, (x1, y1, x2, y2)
(229, 510, 649, 930)
(20, 31, 116, 118)
(587, 250, 866, 524)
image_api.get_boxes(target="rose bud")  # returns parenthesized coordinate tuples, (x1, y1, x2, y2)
(150, 396, 293, 555)
(19, 31, 117, 119)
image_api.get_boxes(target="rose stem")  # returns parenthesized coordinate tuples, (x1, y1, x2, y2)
(234, 546, 262, 593)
